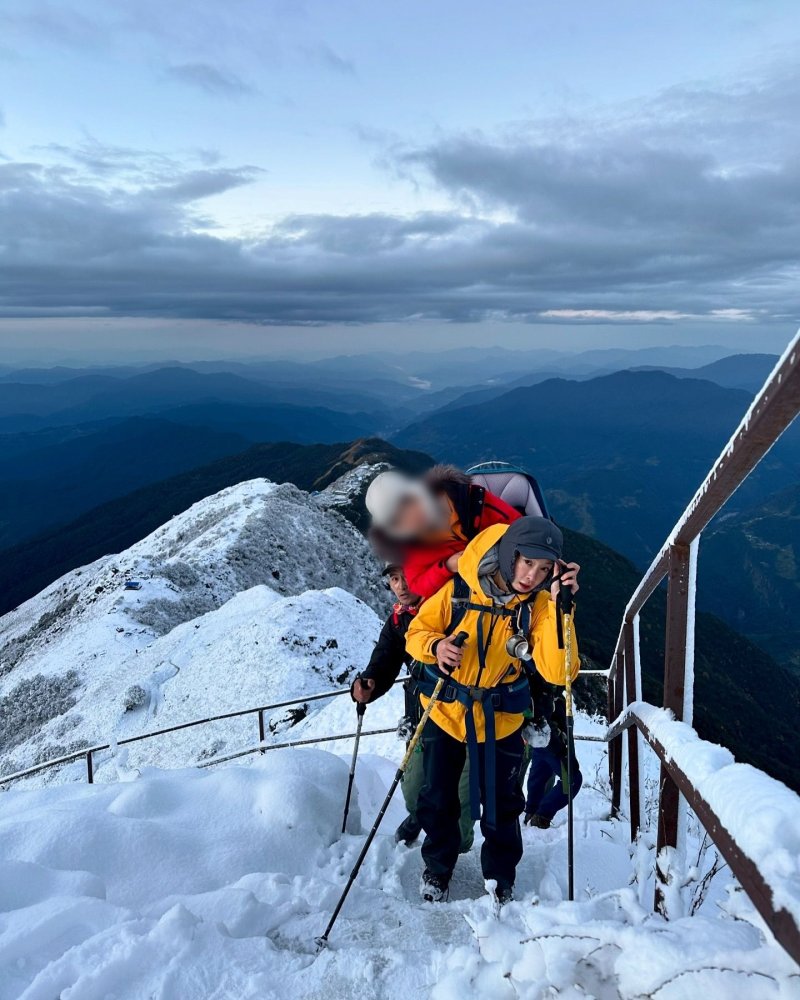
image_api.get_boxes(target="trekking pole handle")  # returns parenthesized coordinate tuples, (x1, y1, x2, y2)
(356, 701, 367, 717)
(558, 579, 575, 617)
(452, 630, 469, 648)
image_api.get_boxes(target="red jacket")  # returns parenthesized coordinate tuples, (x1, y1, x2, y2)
(404, 489, 520, 599)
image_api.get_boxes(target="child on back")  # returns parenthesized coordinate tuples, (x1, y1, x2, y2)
(366, 465, 521, 599)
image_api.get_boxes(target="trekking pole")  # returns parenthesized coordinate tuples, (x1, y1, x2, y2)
(559, 584, 577, 902)
(341, 702, 366, 833)
(316, 631, 468, 950)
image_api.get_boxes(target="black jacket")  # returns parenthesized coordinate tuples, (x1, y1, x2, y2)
(356, 605, 418, 700)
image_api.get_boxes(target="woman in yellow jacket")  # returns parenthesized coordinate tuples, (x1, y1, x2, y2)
(406, 516, 580, 904)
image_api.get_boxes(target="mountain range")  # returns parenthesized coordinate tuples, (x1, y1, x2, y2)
(700, 484, 800, 674)
(0, 439, 431, 616)
(1, 346, 796, 677)
(395, 369, 800, 566)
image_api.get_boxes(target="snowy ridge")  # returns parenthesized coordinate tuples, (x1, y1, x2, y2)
(314, 461, 390, 513)
(0, 479, 387, 780)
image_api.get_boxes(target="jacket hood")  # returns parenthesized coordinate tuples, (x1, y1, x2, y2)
(457, 523, 515, 603)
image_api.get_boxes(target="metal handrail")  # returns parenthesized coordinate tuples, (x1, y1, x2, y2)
(611, 333, 800, 668)
(2, 664, 608, 787)
(0, 678, 407, 786)
(197, 727, 398, 768)
(603, 330, 800, 957)
(608, 702, 800, 965)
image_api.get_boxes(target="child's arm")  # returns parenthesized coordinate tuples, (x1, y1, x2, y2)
(404, 541, 464, 600)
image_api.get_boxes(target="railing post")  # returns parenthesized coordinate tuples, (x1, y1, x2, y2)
(655, 541, 691, 915)
(609, 651, 624, 818)
(86, 750, 94, 784)
(258, 709, 266, 754)
(624, 621, 641, 842)
(606, 661, 616, 788)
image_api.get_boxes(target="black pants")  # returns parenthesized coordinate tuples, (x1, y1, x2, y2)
(417, 717, 525, 891)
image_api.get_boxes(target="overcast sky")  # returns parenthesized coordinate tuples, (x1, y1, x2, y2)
(0, 0, 798, 362)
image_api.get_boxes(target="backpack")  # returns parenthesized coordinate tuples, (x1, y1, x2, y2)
(466, 461, 550, 519)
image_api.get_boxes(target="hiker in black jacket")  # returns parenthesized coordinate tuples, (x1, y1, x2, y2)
(351, 563, 420, 706)
(351, 563, 473, 851)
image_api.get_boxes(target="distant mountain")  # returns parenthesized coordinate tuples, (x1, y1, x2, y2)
(700, 484, 800, 675)
(0, 399, 378, 548)
(631, 353, 778, 393)
(0, 418, 248, 549)
(127, 401, 376, 446)
(395, 370, 800, 566)
(400, 348, 760, 417)
(0, 366, 392, 432)
(0, 438, 433, 616)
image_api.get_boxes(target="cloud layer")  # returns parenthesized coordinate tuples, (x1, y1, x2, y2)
(1, 66, 798, 325)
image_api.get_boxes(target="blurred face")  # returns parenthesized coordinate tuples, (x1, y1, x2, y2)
(511, 555, 554, 594)
(387, 495, 436, 540)
(387, 569, 419, 605)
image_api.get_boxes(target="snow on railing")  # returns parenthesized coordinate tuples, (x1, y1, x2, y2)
(604, 329, 800, 963)
(607, 702, 800, 963)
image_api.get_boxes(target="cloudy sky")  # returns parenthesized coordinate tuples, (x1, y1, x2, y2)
(0, 0, 798, 361)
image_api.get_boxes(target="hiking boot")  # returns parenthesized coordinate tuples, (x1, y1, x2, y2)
(420, 870, 451, 903)
(524, 812, 551, 829)
(495, 885, 514, 907)
(395, 814, 422, 846)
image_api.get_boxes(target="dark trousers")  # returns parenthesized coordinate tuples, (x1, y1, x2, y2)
(525, 736, 582, 821)
(417, 718, 525, 891)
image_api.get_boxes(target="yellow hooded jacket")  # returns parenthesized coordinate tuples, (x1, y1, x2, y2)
(405, 523, 579, 743)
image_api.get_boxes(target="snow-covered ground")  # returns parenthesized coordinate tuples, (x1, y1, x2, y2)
(1, 707, 796, 999)
(1, 470, 798, 997)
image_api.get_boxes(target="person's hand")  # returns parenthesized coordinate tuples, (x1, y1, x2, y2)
(351, 677, 376, 703)
(445, 551, 463, 573)
(550, 561, 580, 602)
(436, 634, 466, 674)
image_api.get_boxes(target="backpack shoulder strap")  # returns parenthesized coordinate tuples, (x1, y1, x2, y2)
(515, 596, 535, 641)
(446, 574, 471, 636)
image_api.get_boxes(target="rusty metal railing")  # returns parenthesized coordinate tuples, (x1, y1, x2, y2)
(605, 330, 800, 961)
(2, 668, 608, 789)
(0, 679, 406, 787)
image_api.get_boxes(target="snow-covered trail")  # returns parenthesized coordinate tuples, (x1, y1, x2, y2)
(1, 700, 795, 1000)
